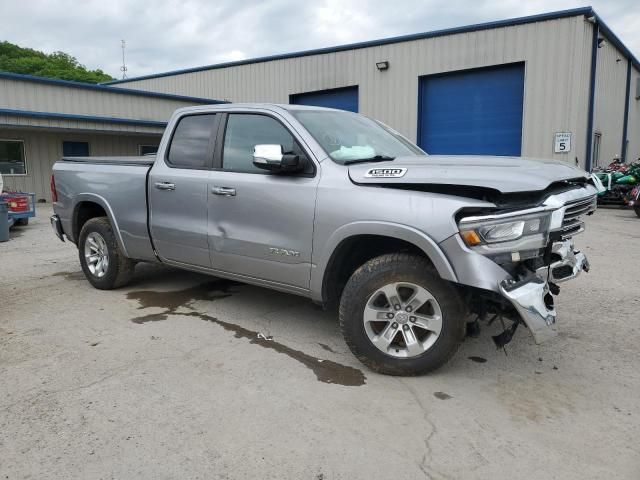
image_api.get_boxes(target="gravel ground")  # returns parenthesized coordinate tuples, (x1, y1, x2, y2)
(1, 206, 639, 479)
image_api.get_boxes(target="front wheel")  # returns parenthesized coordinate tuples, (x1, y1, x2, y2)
(339, 253, 466, 375)
(78, 217, 135, 289)
(635, 206, 640, 218)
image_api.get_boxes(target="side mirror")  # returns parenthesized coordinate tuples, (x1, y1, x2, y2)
(253, 144, 302, 172)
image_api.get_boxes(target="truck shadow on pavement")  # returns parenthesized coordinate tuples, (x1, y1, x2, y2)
(124, 264, 366, 387)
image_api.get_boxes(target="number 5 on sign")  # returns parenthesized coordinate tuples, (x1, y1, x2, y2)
(554, 132, 571, 153)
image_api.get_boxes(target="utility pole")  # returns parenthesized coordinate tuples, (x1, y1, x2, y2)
(120, 40, 128, 79)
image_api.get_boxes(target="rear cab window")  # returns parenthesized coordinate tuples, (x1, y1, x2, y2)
(167, 114, 218, 169)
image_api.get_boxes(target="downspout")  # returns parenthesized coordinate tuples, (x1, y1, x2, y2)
(585, 21, 599, 172)
(621, 58, 632, 163)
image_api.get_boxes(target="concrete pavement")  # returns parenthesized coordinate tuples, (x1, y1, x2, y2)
(1, 206, 638, 479)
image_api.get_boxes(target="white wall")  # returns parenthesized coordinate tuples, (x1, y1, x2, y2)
(0, 112, 163, 136)
(0, 77, 208, 121)
(625, 66, 640, 163)
(592, 39, 629, 167)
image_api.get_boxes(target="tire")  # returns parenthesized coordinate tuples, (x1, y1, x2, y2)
(78, 217, 135, 290)
(635, 207, 640, 218)
(14, 218, 28, 226)
(339, 253, 466, 376)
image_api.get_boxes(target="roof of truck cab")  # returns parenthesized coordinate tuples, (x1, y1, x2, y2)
(174, 103, 351, 115)
(173, 103, 347, 114)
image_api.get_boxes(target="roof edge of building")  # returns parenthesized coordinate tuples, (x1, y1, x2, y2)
(591, 11, 640, 70)
(0, 71, 227, 104)
(103, 6, 620, 85)
(0, 107, 168, 127)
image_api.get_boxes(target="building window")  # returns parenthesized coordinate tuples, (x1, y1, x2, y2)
(139, 144, 159, 156)
(592, 132, 601, 167)
(63, 141, 90, 157)
(0, 139, 27, 175)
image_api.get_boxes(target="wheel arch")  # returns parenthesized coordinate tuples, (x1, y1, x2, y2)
(312, 221, 458, 306)
(71, 194, 129, 256)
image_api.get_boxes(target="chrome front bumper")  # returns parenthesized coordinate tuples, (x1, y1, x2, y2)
(535, 240, 589, 283)
(500, 240, 589, 344)
(500, 279, 557, 344)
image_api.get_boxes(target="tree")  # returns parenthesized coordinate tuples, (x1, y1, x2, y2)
(0, 41, 114, 83)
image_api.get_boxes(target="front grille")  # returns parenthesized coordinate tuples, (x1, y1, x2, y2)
(560, 196, 597, 239)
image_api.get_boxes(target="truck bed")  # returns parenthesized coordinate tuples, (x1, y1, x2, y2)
(53, 156, 157, 262)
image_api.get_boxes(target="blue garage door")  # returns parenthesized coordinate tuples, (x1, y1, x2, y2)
(418, 63, 524, 156)
(290, 86, 358, 112)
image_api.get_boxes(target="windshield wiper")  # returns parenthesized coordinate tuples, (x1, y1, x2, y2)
(343, 155, 395, 165)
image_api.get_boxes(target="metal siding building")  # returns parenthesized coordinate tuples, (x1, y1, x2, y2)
(2, 8, 638, 202)
(627, 66, 640, 160)
(0, 73, 223, 199)
(105, 7, 640, 171)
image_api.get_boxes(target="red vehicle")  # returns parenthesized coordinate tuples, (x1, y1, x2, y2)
(0, 192, 36, 227)
(0, 173, 36, 227)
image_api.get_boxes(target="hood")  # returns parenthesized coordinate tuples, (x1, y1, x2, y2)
(348, 155, 590, 193)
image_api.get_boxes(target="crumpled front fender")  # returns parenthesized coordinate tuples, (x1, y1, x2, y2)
(441, 234, 590, 344)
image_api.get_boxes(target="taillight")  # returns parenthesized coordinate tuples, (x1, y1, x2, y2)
(7, 196, 29, 212)
(50, 174, 58, 202)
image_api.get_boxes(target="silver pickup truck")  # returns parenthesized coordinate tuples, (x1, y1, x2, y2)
(51, 104, 598, 375)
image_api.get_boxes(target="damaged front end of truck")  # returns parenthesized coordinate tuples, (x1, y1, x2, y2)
(443, 184, 598, 347)
(348, 155, 600, 347)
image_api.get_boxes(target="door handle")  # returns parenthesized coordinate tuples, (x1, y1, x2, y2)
(154, 182, 175, 191)
(211, 186, 236, 196)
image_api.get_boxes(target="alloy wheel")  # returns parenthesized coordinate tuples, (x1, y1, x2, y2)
(363, 282, 443, 358)
(84, 232, 109, 278)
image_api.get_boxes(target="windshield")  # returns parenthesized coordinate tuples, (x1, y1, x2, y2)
(291, 110, 424, 164)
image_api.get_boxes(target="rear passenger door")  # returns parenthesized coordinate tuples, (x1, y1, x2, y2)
(207, 112, 319, 290)
(149, 113, 218, 267)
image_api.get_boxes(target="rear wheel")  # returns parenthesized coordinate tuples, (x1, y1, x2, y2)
(14, 218, 28, 226)
(339, 253, 466, 375)
(635, 206, 640, 218)
(78, 217, 134, 289)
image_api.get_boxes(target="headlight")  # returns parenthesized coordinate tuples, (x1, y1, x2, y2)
(459, 212, 551, 247)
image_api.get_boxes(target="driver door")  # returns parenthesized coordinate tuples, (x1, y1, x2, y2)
(207, 112, 319, 290)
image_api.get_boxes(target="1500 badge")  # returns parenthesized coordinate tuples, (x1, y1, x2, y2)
(364, 167, 407, 178)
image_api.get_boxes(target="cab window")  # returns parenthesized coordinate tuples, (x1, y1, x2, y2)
(222, 114, 308, 174)
(167, 114, 217, 168)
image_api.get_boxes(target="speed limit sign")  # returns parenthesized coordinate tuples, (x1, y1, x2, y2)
(554, 132, 571, 153)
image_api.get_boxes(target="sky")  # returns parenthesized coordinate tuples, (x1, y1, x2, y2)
(1, 0, 639, 80)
